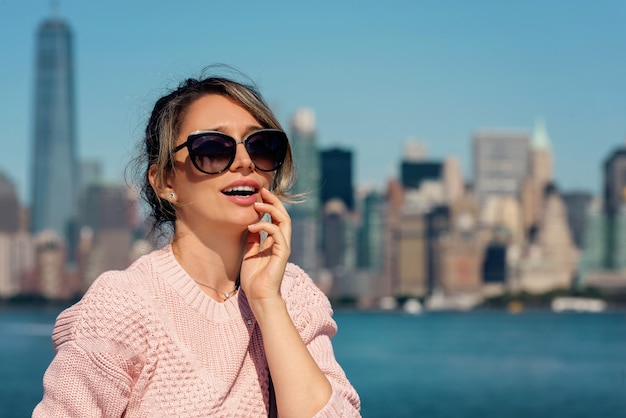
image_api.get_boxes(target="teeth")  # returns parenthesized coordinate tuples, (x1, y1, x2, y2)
(223, 186, 256, 193)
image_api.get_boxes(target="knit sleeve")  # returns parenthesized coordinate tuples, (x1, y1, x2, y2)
(283, 264, 361, 417)
(33, 271, 157, 418)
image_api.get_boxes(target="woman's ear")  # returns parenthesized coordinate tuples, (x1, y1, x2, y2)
(149, 164, 175, 201)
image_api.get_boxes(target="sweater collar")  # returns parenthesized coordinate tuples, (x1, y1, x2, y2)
(151, 244, 253, 322)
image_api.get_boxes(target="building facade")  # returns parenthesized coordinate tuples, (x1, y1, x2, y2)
(30, 17, 78, 239)
(562, 191, 593, 249)
(523, 119, 553, 232)
(473, 130, 530, 205)
(288, 108, 321, 275)
(320, 148, 354, 210)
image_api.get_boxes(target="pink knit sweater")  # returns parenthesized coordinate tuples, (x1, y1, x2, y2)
(33, 245, 361, 417)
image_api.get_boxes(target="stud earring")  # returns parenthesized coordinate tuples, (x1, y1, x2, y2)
(168, 192, 175, 199)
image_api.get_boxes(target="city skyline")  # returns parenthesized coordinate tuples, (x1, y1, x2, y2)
(1, 0, 624, 205)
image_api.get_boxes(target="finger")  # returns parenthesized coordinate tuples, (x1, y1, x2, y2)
(243, 231, 262, 256)
(253, 202, 290, 229)
(252, 205, 288, 227)
(259, 188, 289, 217)
(247, 222, 289, 258)
(253, 201, 291, 244)
(251, 208, 291, 248)
(247, 222, 284, 245)
(245, 228, 275, 255)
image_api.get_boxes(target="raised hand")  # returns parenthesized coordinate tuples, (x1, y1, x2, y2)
(240, 188, 292, 305)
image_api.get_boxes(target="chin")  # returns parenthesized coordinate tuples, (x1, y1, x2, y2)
(229, 208, 263, 227)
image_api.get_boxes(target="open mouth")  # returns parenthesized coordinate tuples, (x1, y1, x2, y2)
(222, 185, 258, 197)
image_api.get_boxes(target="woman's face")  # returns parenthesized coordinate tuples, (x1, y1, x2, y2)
(168, 94, 274, 235)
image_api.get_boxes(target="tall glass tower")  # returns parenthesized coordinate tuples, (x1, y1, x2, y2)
(290, 108, 320, 215)
(288, 108, 321, 275)
(30, 16, 77, 238)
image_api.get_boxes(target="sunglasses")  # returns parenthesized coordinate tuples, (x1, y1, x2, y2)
(173, 129, 288, 174)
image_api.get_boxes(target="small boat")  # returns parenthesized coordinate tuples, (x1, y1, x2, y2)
(551, 297, 607, 313)
(403, 298, 422, 315)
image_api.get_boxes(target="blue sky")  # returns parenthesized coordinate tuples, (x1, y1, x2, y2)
(1, 0, 624, 204)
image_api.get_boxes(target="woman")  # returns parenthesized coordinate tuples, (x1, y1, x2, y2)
(33, 72, 361, 417)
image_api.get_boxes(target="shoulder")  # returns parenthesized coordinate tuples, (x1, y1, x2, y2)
(281, 263, 336, 335)
(281, 263, 329, 305)
(81, 247, 168, 303)
(52, 251, 162, 352)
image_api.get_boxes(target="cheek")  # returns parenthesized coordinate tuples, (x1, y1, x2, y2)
(173, 179, 220, 205)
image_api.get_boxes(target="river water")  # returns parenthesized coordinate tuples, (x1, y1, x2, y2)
(1, 307, 624, 417)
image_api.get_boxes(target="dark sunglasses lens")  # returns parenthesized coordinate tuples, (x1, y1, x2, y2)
(246, 132, 288, 171)
(189, 135, 235, 173)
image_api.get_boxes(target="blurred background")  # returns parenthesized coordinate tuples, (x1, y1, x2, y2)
(0, 1, 625, 417)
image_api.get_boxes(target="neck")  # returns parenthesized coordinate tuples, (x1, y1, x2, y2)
(171, 224, 246, 290)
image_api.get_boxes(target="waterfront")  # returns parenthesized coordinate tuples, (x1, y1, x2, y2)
(1, 307, 624, 417)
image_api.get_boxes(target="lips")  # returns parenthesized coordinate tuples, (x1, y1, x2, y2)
(221, 179, 261, 205)
(222, 185, 257, 196)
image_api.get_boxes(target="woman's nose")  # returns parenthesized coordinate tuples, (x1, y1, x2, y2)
(229, 142, 254, 172)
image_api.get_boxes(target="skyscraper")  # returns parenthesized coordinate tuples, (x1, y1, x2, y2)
(320, 147, 354, 210)
(320, 148, 357, 285)
(288, 108, 321, 275)
(400, 160, 442, 190)
(530, 119, 553, 192)
(0, 173, 34, 298)
(357, 190, 384, 272)
(30, 15, 78, 239)
(578, 198, 606, 285)
(578, 142, 626, 290)
(562, 191, 592, 249)
(603, 144, 626, 217)
(289, 108, 320, 215)
(472, 130, 530, 205)
(523, 187, 578, 293)
(602, 144, 626, 269)
(522, 119, 554, 231)
(0, 172, 20, 233)
(322, 200, 350, 270)
(442, 157, 464, 204)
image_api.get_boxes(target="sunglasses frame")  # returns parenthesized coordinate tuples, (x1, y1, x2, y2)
(173, 128, 288, 174)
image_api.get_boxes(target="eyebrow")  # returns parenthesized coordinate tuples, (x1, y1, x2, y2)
(202, 124, 264, 137)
